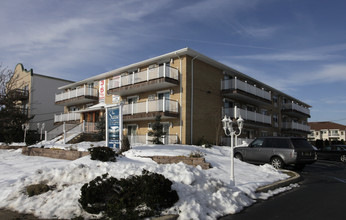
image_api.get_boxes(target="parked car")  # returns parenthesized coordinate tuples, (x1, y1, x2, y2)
(234, 137, 317, 169)
(316, 145, 346, 163)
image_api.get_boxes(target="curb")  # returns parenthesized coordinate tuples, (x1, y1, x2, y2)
(256, 169, 301, 193)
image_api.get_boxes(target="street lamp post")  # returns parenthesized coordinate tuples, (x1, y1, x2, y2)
(222, 114, 244, 185)
(37, 123, 45, 140)
(22, 123, 30, 144)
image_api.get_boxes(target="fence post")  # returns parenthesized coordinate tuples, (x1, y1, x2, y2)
(83, 120, 85, 132)
(146, 133, 148, 145)
(63, 122, 66, 144)
(45, 131, 47, 142)
(163, 97, 165, 112)
(146, 100, 149, 113)
(163, 63, 166, 77)
(131, 102, 134, 115)
(234, 76, 237, 90)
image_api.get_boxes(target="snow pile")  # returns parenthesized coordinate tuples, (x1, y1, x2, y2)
(30, 140, 106, 152)
(0, 143, 291, 219)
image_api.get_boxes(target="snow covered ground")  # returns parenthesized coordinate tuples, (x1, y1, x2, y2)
(0, 142, 298, 219)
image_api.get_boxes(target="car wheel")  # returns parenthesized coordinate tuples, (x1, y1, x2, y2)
(270, 157, 284, 169)
(234, 153, 243, 161)
(340, 155, 346, 163)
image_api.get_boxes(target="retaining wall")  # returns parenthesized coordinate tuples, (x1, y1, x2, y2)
(22, 147, 89, 160)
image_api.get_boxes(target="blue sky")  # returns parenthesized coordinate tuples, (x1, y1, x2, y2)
(1, 0, 346, 124)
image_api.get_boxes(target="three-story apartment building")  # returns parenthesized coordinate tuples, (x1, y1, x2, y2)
(54, 48, 311, 145)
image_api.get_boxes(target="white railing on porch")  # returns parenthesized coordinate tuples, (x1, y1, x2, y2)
(282, 122, 310, 132)
(123, 98, 179, 115)
(221, 77, 271, 101)
(108, 64, 179, 90)
(55, 85, 98, 102)
(54, 112, 81, 123)
(282, 102, 310, 115)
(127, 134, 179, 145)
(223, 107, 271, 124)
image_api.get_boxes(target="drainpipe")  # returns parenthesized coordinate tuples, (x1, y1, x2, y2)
(175, 52, 183, 144)
(191, 55, 198, 145)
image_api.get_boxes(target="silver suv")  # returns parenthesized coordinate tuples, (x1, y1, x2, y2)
(234, 137, 317, 169)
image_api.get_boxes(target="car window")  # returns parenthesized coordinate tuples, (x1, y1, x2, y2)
(267, 139, 291, 149)
(291, 139, 313, 149)
(250, 139, 264, 148)
(324, 146, 331, 151)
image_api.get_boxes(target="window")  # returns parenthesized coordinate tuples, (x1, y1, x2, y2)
(260, 131, 268, 137)
(250, 139, 264, 148)
(223, 99, 234, 108)
(265, 139, 290, 149)
(127, 125, 137, 136)
(127, 96, 138, 104)
(148, 94, 156, 101)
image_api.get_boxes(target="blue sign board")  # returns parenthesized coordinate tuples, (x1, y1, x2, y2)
(107, 107, 120, 148)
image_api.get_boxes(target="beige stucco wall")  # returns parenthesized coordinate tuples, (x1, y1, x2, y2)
(186, 57, 224, 145)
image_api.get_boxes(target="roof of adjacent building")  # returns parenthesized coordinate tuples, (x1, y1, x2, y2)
(308, 121, 346, 130)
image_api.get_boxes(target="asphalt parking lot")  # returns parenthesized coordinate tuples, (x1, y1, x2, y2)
(220, 160, 346, 220)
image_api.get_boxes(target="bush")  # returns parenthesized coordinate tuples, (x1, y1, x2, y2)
(79, 170, 179, 219)
(189, 150, 205, 158)
(119, 135, 131, 154)
(88, 146, 116, 162)
(26, 183, 53, 197)
(196, 136, 212, 148)
(148, 115, 166, 145)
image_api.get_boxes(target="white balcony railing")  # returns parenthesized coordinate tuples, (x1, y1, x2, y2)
(55, 85, 98, 102)
(223, 107, 271, 125)
(282, 122, 310, 132)
(282, 102, 310, 115)
(123, 98, 179, 115)
(221, 77, 271, 101)
(54, 112, 81, 123)
(108, 64, 179, 90)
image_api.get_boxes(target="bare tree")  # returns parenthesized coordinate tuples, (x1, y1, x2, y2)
(0, 64, 32, 143)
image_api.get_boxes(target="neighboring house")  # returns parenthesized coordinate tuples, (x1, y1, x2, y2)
(54, 48, 311, 145)
(9, 63, 74, 132)
(308, 121, 346, 141)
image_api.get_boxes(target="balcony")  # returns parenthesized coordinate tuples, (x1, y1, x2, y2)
(55, 86, 98, 106)
(8, 89, 29, 100)
(282, 122, 310, 132)
(54, 112, 81, 124)
(221, 77, 272, 105)
(108, 65, 179, 96)
(123, 98, 179, 121)
(223, 107, 272, 125)
(282, 102, 310, 118)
